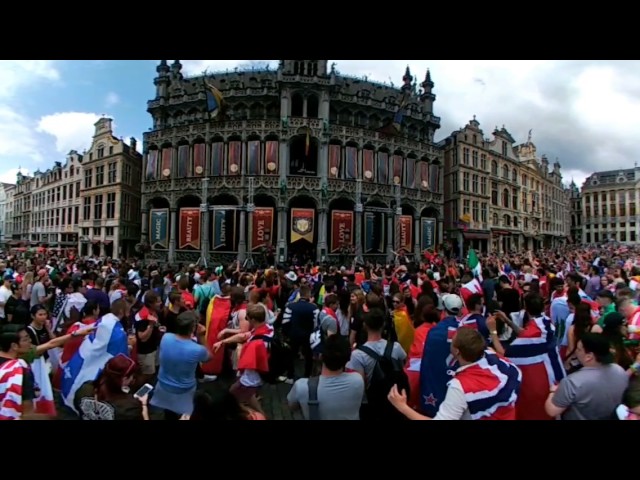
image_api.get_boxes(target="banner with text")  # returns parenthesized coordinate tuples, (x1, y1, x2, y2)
(212, 209, 236, 251)
(398, 215, 413, 251)
(421, 217, 436, 250)
(252, 207, 274, 251)
(179, 208, 201, 250)
(149, 209, 169, 249)
(291, 208, 315, 243)
(331, 210, 354, 253)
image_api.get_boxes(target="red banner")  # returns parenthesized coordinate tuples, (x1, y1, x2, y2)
(179, 208, 201, 250)
(252, 207, 274, 251)
(399, 215, 413, 251)
(331, 210, 354, 253)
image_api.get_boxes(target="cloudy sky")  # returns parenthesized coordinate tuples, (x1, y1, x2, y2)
(1, 60, 638, 187)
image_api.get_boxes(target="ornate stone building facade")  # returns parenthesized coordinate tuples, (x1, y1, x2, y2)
(514, 140, 570, 249)
(568, 181, 582, 243)
(0, 183, 13, 245)
(581, 167, 640, 244)
(142, 60, 444, 264)
(2, 183, 15, 244)
(442, 123, 570, 255)
(78, 118, 143, 258)
(7, 157, 81, 250)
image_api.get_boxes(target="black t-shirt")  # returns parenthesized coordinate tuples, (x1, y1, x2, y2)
(5, 297, 30, 325)
(134, 309, 162, 354)
(0, 356, 36, 403)
(27, 325, 51, 360)
(161, 306, 186, 334)
(497, 287, 521, 316)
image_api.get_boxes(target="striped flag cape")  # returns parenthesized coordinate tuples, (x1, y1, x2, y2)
(0, 359, 28, 420)
(202, 295, 232, 375)
(61, 313, 129, 413)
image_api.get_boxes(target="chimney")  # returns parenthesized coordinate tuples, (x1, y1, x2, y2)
(130, 137, 137, 152)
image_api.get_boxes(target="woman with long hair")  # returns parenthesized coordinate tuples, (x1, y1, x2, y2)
(564, 303, 594, 373)
(601, 312, 636, 372)
(73, 354, 148, 420)
(392, 292, 415, 356)
(348, 289, 366, 347)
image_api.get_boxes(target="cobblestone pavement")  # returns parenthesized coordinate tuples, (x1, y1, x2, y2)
(56, 376, 303, 420)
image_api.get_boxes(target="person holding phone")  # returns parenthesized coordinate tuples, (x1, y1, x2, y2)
(73, 354, 149, 420)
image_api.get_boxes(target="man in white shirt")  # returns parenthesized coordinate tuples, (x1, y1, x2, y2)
(0, 274, 13, 323)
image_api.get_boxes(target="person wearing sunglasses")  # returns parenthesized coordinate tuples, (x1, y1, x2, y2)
(73, 354, 149, 420)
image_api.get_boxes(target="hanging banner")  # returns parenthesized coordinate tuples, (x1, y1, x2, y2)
(247, 140, 260, 175)
(252, 207, 274, 251)
(405, 157, 416, 188)
(210, 142, 223, 176)
(177, 145, 189, 177)
(291, 208, 315, 243)
(331, 210, 354, 253)
(149, 209, 169, 249)
(193, 143, 206, 176)
(421, 217, 436, 250)
(378, 152, 389, 184)
(228, 141, 241, 175)
(398, 215, 413, 251)
(345, 146, 357, 180)
(161, 147, 172, 178)
(145, 150, 158, 181)
(363, 149, 374, 181)
(392, 155, 403, 185)
(328, 144, 341, 178)
(179, 208, 201, 250)
(365, 211, 384, 253)
(265, 140, 279, 175)
(211, 209, 236, 251)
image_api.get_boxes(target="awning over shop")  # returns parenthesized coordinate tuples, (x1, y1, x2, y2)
(463, 232, 490, 240)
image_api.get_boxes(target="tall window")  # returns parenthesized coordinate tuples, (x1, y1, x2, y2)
(84, 169, 92, 189)
(106, 192, 116, 219)
(96, 165, 104, 186)
(83, 197, 91, 220)
(108, 162, 117, 183)
(94, 194, 103, 220)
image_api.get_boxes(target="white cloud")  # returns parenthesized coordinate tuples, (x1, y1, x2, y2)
(0, 167, 30, 185)
(105, 92, 120, 107)
(36, 112, 103, 154)
(0, 106, 43, 162)
(0, 60, 60, 99)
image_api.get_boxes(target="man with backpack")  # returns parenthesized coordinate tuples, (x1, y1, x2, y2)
(287, 334, 364, 420)
(346, 308, 409, 420)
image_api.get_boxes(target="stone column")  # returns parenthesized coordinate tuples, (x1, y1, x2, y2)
(246, 204, 255, 259)
(318, 141, 328, 183)
(277, 206, 287, 262)
(318, 207, 328, 262)
(279, 140, 289, 178)
(200, 203, 209, 265)
(413, 215, 420, 257)
(238, 209, 247, 262)
(141, 208, 149, 243)
(168, 208, 177, 264)
(386, 212, 394, 263)
(438, 218, 444, 246)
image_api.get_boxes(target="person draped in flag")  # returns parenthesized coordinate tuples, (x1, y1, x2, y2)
(420, 294, 478, 416)
(213, 304, 273, 415)
(468, 248, 482, 281)
(202, 285, 232, 376)
(62, 299, 130, 413)
(405, 306, 439, 410)
(486, 292, 565, 420)
(391, 293, 415, 355)
(390, 327, 521, 420)
(0, 325, 55, 420)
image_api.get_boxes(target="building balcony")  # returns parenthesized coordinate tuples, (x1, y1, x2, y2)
(142, 175, 442, 204)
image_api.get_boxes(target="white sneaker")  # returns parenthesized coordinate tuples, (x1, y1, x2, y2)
(198, 375, 217, 383)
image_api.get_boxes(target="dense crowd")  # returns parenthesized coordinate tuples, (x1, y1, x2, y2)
(0, 243, 638, 420)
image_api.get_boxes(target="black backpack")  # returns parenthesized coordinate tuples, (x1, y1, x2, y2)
(250, 333, 289, 384)
(358, 340, 410, 420)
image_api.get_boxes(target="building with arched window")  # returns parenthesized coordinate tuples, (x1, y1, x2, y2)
(142, 60, 444, 264)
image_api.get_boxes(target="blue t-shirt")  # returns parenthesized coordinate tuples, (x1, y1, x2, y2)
(157, 333, 209, 392)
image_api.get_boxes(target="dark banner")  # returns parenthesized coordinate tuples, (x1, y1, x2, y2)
(145, 150, 158, 181)
(211, 142, 223, 176)
(291, 208, 314, 243)
(405, 157, 415, 188)
(177, 144, 189, 177)
(421, 217, 436, 250)
(365, 211, 384, 253)
(345, 146, 357, 180)
(228, 141, 241, 175)
(193, 143, 205, 176)
(179, 208, 201, 250)
(252, 208, 274, 251)
(161, 147, 172, 178)
(212, 209, 236, 251)
(392, 155, 403, 185)
(378, 152, 389, 184)
(247, 140, 260, 175)
(363, 149, 374, 181)
(399, 215, 413, 251)
(331, 210, 354, 253)
(265, 140, 279, 175)
(328, 144, 340, 178)
(149, 208, 169, 249)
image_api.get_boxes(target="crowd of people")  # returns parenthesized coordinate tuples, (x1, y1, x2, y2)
(0, 243, 638, 420)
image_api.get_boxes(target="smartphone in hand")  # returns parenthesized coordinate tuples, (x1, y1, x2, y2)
(134, 383, 154, 400)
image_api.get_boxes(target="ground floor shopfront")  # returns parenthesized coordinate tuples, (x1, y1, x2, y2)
(143, 194, 443, 265)
(448, 228, 563, 257)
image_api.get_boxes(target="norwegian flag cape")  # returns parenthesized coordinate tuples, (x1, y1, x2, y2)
(420, 314, 479, 417)
(504, 314, 565, 420)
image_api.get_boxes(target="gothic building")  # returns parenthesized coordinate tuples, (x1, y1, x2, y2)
(141, 60, 443, 264)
